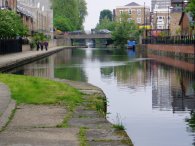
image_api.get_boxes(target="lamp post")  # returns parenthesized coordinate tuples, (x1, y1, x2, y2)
(41, 5, 44, 33)
(155, 11, 158, 35)
(181, 0, 188, 35)
(37, 2, 40, 32)
(168, 6, 173, 36)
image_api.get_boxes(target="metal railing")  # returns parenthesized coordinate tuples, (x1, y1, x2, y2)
(0, 38, 22, 54)
(143, 35, 195, 45)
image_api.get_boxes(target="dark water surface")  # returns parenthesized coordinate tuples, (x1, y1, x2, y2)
(7, 47, 195, 146)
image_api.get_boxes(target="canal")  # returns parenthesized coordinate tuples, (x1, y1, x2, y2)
(6, 47, 195, 146)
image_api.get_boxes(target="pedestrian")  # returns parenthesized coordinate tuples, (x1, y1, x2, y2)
(44, 41, 49, 51)
(36, 41, 40, 51)
(40, 42, 44, 51)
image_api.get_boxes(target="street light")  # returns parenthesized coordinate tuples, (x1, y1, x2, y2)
(37, 2, 40, 31)
(41, 6, 44, 33)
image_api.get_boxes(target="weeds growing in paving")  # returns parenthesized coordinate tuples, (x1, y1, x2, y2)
(113, 113, 125, 131)
(78, 127, 89, 146)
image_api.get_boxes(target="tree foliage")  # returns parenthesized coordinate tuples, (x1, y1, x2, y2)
(0, 10, 28, 38)
(186, 0, 195, 20)
(111, 14, 141, 48)
(96, 17, 115, 31)
(185, 0, 195, 28)
(99, 9, 113, 22)
(52, 0, 87, 31)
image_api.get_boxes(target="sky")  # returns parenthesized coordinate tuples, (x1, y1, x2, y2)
(84, 0, 151, 30)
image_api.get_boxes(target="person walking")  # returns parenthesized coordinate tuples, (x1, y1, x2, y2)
(36, 41, 40, 51)
(44, 41, 49, 51)
(40, 41, 44, 51)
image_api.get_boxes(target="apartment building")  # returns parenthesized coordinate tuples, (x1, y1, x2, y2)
(114, 2, 150, 26)
(152, 8, 170, 30)
(17, 0, 53, 37)
(151, 0, 171, 12)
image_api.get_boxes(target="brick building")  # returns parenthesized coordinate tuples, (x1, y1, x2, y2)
(114, 2, 150, 26)
(170, 0, 193, 35)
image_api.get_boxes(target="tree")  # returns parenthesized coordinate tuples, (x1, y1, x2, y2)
(186, 0, 195, 20)
(99, 9, 113, 22)
(54, 16, 73, 31)
(0, 10, 28, 38)
(96, 17, 115, 31)
(77, 0, 88, 30)
(111, 14, 141, 48)
(52, 0, 87, 31)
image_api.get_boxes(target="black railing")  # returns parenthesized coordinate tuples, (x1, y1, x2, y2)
(0, 38, 22, 54)
(143, 35, 195, 45)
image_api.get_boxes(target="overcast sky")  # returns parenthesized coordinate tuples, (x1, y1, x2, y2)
(84, 0, 151, 30)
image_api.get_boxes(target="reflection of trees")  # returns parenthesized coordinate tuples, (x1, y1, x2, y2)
(101, 67, 113, 77)
(186, 113, 195, 146)
(54, 67, 87, 82)
(113, 61, 148, 87)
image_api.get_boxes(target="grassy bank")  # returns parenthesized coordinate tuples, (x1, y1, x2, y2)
(0, 74, 83, 108)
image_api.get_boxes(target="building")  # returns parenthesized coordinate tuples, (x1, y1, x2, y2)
(114, 2, 150, 26)
(152, 8, 170, 30)
(0, 0, 17, 11)
(151, 0, 171, 12)
(17, 0, 53, 38)
(169, 0, 193, 35)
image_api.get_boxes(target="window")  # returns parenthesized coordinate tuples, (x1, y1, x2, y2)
(137, 9, 141, 15)
(128, 9, 131, 15)
(128, 18, 132, 22)
(137, 18, 141, 23)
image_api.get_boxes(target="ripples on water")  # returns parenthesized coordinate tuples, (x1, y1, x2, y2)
(5, 47, 195, 146)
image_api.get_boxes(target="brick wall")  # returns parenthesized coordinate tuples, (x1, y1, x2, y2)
(147, 44, 194, 54)
(148, 54, 194, 72)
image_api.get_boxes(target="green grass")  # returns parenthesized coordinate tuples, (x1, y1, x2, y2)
(0, 74, 83, 108)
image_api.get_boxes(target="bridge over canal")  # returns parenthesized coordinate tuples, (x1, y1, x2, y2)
(56, 33, 112, 46)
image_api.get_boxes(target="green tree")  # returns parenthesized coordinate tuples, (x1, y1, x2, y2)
(186, 0, 195, 21)
(77, 0, 88, 30)
(0, 10, 28, 38)
(111, 14, 141, 48)
(52, 0, 87, 31)
(99, 9, 113, 22)
(54, 16, 73, 31)
(96, 17, 115, 31)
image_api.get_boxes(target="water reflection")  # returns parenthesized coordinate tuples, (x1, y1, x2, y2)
(5, 47, 195, 146)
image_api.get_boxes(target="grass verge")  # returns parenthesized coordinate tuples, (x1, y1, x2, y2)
(0, 74, 83, 108)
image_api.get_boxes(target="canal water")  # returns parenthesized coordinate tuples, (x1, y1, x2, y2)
(7, 47, 195, 146)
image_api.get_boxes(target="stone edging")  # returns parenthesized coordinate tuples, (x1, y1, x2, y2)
(0, 83, 16, 131)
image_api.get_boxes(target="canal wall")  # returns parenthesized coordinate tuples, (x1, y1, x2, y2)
(147, 44, 195, 55)
(148, 54, 195, 72)
(146, 44, 195, 72)
(0, 46, 77, 72)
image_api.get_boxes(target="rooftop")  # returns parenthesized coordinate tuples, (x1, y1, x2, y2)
(125, 2, 140, 6)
